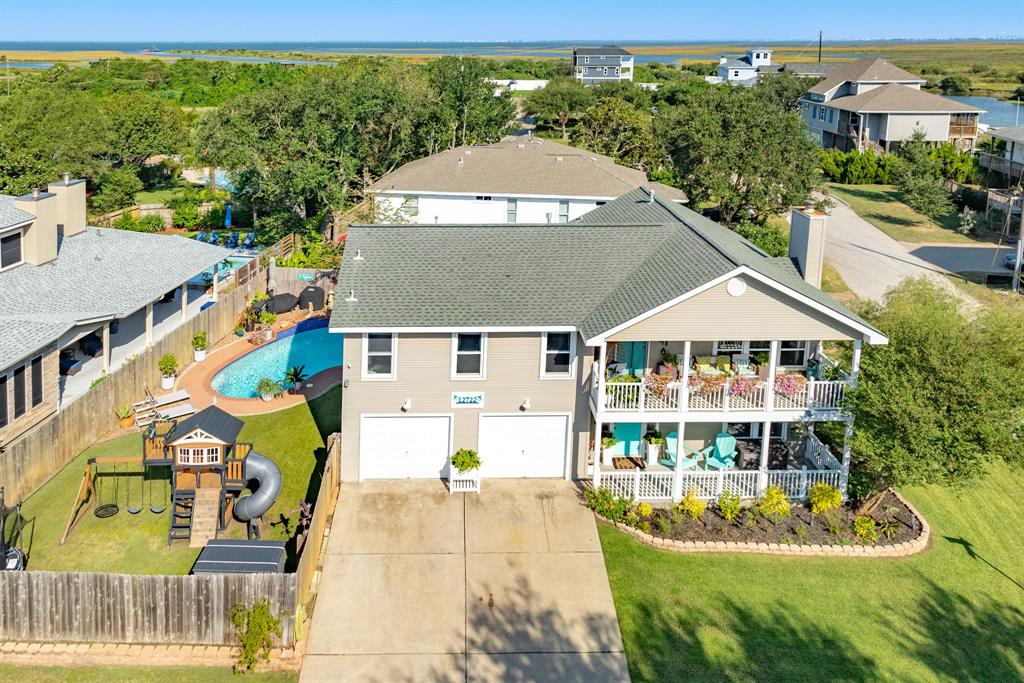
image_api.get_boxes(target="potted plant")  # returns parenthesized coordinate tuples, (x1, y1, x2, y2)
(656, 348, 678, 376)
(284, 365, 308, 394)
(256, 377, 282, 402)
(449, 448, 482, 494)
(115, 405, 133, 430)
(235, 325, 245, 337)
(600, 436, 619, 464)
(192, 331, 209, 362)
(644, 430, 665, 462)
(158, 354, 179, 390)
(258, 310, 277, 341)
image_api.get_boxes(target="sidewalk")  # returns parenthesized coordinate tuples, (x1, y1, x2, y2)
(0, 641, 300, 672)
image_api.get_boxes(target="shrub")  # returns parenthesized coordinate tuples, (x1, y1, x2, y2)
(114, 405, 132, 419)
(716, 491, 742, 523)
(191, 331, 208, 351)
(794, 524, 808, 539)
(956, 206, 978, 236)
(733, 220, 788, 257)
(636, 502, 653, 518)
(853, 515, 879, 542)
(808, 482, 842, 515)
(201, 202, 227, 228)
(252, 290, 270, 302)
(821, 148, 897, 184)
(754, 485, 791, 522)
(878, 517, 899, 540)
(157, 354, 178, 377)
(230, 599, 282, 674)
(583, 488, 635, 523)
(600, 436, 619, 450)
(450, 448, 481, 473)
(258, 310, 277, 327)
(939, 75, 971, 95)
(638, 520, 651, 534)
(138, 213, 166, 232)
(822, 509, 845, 536)
(656, 515, 672, 536)
(93, 167, 143, 214)
(670, 506, 684, 526)
(676, 487, 706, 520)
(172, 203, 201, 229)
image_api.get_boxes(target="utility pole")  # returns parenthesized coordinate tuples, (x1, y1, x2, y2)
(818, 30, 823, 63)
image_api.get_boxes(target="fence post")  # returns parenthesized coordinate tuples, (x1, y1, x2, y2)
(633, 467, 641, 500)
(722, 379, 729, 412)
(716, 469, 724, 497)
(800, 467, 808, 499)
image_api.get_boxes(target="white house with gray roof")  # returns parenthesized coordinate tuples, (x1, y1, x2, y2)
(572, 46, 634, 85)
(706, 47, 778, 86)
(328, 187, 887, 502)
(0, 176, 231, 447)
(800, 57, 984, 152)
(371, 136, 686, 225)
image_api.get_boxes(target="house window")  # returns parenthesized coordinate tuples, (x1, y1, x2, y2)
(363, 333, 396, 379)
(506, 199, 517, 223)
(0, 375, 7, 428)
(452, 333, 486, 379)
(614, 67, 619, 75)
(812, 105, 818, 119)
(584, 56, 589, 64)
(541, 332, 575, 377)
(12, 365, 25, 418)
(558, 200, 569, 223)
(401, 196, 418, 218)
(177, 446, 221, 465)
(603, 67, 608, 75)
(733, 71, 740, 77)
(583, 68, 589, 75)
(1, 230, 23, 271)
(819, 107, 826, 121)
(475, 195, 492, 201)
(30, 355, 42, 408)
(828, 109, 834, 123)
(726, 422, 785, 440)
(779, 340, 808, 367)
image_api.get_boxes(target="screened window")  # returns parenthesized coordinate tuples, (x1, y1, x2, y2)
(12, 365, 25, 418)
(0, 375, 7, 428)
(542, 332, 574, 377)
(819, 107, 826, 121)
(30, 355, 42, 407)
(506, 199, 517, 223)
(177, 447, 221, 465)
(558, 200, 569, 223)
(453, 333, 485, 378)
(364, 333, 396, 378)
(1, 230, 22, 270)
(779, 340, 807, 367)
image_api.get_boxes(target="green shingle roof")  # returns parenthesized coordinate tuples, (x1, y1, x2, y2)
(329, 187, 884, 342)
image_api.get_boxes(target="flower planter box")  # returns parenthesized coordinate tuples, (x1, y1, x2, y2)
(449, 469, 481, 494)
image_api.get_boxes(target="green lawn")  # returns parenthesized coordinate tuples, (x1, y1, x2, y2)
(599, 460, 1024, 681)
(827, 183, 977, 245)
(0, 664, 294, 683)
(7, 388, 340, 574)
(134, 186, 186, 205)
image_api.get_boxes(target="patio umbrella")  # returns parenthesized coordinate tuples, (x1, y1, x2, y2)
(224, 203, 232, 228)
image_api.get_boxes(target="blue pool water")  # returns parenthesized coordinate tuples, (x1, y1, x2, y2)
(211, 324, 343, 398)
(188, 256, 252, 286)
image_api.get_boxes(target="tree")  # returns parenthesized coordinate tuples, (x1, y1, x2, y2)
(656, 87, 821, 225)
(938, 75, 971, 95)
(846, 278, 1024, 504)
(426, 56, 515, 150)
(755, 72, 816, 113)
(527, 77, 594, 140)
(572, 98, 662, 172)
(102, 94, 187, 168)
(733, 220, 788, 256)
(92, 167, 143, 214)
(895, 131, 953, 225)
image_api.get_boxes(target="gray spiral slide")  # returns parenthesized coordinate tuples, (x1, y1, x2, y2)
(233, 451, 282, 522)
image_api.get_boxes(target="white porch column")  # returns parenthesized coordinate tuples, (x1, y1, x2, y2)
(841, 417, 854, 499)
(593, 417, 604, 487)
(758, 420, 771, 494)
(680, 340, 691, 414)
(180, 283, 188, 321)
(212, 263, 220, 302)
(850, 338, 863, 388)
(101, 322, 111, 372)
(671, 421, 686, 501)
(145, 303, 154, 348)
(597, 342, 607, 410)
(766, 340, 780, 410)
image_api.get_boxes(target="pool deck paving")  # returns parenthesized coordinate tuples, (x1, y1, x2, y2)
(175, 315, 342, 416)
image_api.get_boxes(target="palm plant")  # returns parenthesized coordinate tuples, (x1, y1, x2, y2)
(284, 365, 308, 393)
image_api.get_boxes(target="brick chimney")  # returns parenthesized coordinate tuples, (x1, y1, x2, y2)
(13, 188, 59, 266)
(47, 172, 87, 237)
(789, 203, 828, 288)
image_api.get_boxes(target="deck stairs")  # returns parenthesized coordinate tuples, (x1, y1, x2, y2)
(188, 489, 222, 548)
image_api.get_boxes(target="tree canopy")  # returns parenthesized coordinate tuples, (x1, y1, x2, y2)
(571, 98, 662, 173)
(527, 77, 594, 140)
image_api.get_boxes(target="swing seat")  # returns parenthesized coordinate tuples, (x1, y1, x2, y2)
(94, 503, 119, 518)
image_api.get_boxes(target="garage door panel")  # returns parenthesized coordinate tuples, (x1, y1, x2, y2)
(478, 415, 568, 478)
(360, 416, 451, 480)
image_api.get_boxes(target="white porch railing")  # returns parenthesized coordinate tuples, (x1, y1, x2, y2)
(804, 431, 843, 471)
(765, 468, 843, 499)
(598, 377, 846, 414)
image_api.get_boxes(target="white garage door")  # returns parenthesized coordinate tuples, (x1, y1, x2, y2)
(477, 414, 569, 478)
(359, 415, 452, 480)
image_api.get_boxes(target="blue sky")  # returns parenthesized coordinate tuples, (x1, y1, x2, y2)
(2, 0, 1022, 42)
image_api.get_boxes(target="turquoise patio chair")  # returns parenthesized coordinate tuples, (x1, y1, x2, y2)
(705, 432, 738, 470)
(659, 432, 699, 471)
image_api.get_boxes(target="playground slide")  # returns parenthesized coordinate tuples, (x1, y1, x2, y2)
(232, 451, 282, 522)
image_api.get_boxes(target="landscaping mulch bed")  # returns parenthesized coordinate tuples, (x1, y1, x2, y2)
(646, 490, 919, 546)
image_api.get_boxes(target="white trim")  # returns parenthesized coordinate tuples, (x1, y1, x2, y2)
(477, 412, 572, 480)
(169, 428, 228, 446)
(450, 332, 487, 381)
(357, 413, 455, 482)
(373, 189, 619, 202)
(361, 332, 397, 381)
(540, 331, 576, 380)
(331, 325, 576, 334)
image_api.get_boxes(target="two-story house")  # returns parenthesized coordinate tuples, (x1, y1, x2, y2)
(572, 46, 634, 85)
(329, 188, 887, 503)
(0, 175, 231, 448)
(800, 57, 984, 152)
(709, 47, 778, 86)
(371, 136, 686, 224)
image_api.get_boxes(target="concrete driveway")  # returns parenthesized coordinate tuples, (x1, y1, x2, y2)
(904, 243, 1015, 275)
(300, 480, 629, 683)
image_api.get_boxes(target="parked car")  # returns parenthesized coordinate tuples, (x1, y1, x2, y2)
(1004, 253, 1019, 270)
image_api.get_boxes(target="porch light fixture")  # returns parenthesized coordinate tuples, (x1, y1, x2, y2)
(401, 399, 412, 412)
(520, 398, 531, 411)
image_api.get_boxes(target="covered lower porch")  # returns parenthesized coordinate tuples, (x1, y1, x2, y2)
(591, 419, 848, 502)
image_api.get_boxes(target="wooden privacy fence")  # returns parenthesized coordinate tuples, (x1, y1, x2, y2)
(296, 434, 341, 609)
(273, 266, 337, 298)
(94, 202, 218, 228)
(0, 282, 260, 503)
(0, 571, 296, 646)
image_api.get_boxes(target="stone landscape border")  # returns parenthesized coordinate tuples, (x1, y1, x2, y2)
(601, 489, 930, 558)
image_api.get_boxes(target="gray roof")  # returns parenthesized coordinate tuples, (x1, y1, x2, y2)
(783, 62, 846, 77)
(168, 405, 244, 445)
(372, 137, 687, 202)
(989, 125, 1024, 144)
(574, 46, 632, 56)
(807, 57, 924, 96)
(823, 83, 983, 114)
(720, 57, 756, 69)
(0, 195, 35, 232)
(330, 188, 883, 342)
(0, 227, 231, 368)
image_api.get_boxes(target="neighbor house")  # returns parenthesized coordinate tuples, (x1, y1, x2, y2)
(371, 136, 687, 224)
(800, 57, 983, 152)
(0, 176, 231, 448)
(572, 46, 634, 85)
(979, 124, 1024, 181)
(706, 47, 778, 86)
(329, 188, 887, 503)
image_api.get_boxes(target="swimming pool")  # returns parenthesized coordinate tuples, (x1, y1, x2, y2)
(188, 256, 253, 287)
(210, 324, 343, 398)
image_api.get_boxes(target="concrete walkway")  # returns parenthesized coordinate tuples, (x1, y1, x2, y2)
(300, 480, 629, 683)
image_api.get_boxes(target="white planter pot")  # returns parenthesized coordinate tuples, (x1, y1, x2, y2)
(193, 348, 207, 362)
(161, 375, 175, 390)
(262, 329, 273, 342)
(646, 443, 662, 464)
(260, 392, 274, 402)
(449, 468, 481, 494)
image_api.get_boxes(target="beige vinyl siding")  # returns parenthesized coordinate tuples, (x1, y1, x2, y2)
(0, 343, 59, 446)
(608, 278, 858, 342)
(340, 332, 589, 481)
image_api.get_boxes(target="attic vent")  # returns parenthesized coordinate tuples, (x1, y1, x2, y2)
(345, 289, 357, 302)
(353, 248, 364, 261)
